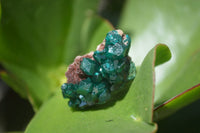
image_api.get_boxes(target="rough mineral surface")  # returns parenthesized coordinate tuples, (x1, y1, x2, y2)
(61, 29, 136, 108)
(65, 52, 93, 84)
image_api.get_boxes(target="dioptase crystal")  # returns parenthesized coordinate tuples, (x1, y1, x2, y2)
(93, 50, 106, 64)
(80, 58, 98, 76)
(117, 57, 130, 73)
(61, 83, 77, 98)
(107, 72, 119, 84)
(61, 29, 136, 108)
(93, 81, 110, 96)
(105, 30, 122, 46)
(90, 81, 111, 103)
(101, 59, 115, 74)
(78, 95, 87, 108)
(106, 43, 126, 59)
(98, 89, 111, 104)
(77, 78, 93, 96)
(128, 61, 136, 80)
(68, 99, 81, 108)
(92, 72, 103, 83)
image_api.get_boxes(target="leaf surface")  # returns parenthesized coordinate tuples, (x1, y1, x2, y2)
(25, 44, 171, 133)
(154, 84, 200, 121)
(0, 0, 113, 109)
(119, 0, 200, 112)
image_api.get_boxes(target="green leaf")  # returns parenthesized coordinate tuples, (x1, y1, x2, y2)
(24, 44, 170, 133)
(0, 0, 113, 110)
(126, 44, 171, 123)
(154, 45, 171, 67)
(156, 99, 200, 133)
(155, 43, 200, 106)
(25, 93, 156, 133)
(119, 0, 200, 112)
(0, 70, 27, 98)
(6, 132, 23, 133)
(0, 2, 1, 20)
(154, 84, 200, 121)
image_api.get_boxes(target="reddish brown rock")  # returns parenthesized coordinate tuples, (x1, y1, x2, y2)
(66, 52, 94, 84)
(96, 40, 105, 51)
(66, 39, 106, 84)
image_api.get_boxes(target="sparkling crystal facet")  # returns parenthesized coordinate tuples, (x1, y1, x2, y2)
(80, 58, 98, 76)
(61, 30, 136, 108)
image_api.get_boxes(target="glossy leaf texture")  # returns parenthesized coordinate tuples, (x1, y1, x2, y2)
(0, 0, 113, 110)
(6, 132, 23, 133)
(25, 44, 171, 133)
(154, 84, 200, 121)
(119, 0, 200, 117)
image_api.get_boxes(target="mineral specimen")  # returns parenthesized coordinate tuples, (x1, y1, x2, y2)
(61, 29, 136, 108)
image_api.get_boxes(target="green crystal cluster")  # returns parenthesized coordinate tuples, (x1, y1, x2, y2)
(61, 30, 136, 108)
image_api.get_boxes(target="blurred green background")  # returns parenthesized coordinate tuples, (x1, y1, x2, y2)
(0, 0, 124, 131)
(0, 0, 200, 132)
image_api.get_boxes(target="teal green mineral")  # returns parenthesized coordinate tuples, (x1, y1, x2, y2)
(61, 29, 136, 108)
(76, 78, 93, 95)
(80, 58, 98, 76)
